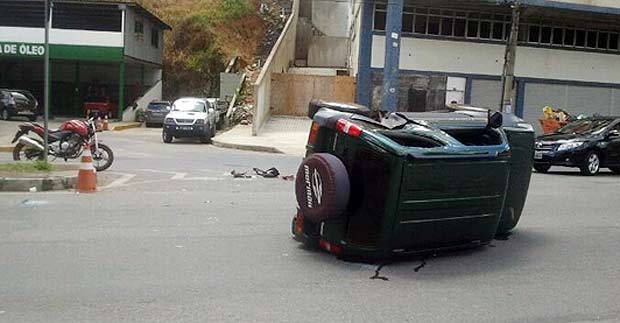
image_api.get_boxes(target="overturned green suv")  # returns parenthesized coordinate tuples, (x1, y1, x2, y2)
(292, 101, 535, 262)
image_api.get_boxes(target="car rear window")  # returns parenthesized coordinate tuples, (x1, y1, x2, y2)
(10, 92, 28, 100)
(148, 103, 170, 111)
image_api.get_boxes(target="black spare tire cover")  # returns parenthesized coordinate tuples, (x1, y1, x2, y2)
(295, 153, 350, 222)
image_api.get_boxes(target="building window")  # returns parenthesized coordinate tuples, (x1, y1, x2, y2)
(151, 28, 159, 48)
(135, 21, 144, 35)
(575, 29, 586, 47)
(564, 29, 575, 46)
(0, 1, 44, 28)
(52, 3, 122, 32)
(610, 33, 619, 50)
(587, 31, 598, 48)
(374, 4, 386, 31)
(372, 4, 620, 54)
(402, 7, 414, 33)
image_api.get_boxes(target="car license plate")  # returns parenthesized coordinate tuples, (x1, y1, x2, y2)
(534, 151, 544, 160)
(179, 126, 193, 131)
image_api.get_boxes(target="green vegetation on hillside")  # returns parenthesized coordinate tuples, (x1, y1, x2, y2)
(141, 0, 284, 99)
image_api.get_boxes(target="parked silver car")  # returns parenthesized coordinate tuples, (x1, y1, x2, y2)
(162, 98, 217, 144)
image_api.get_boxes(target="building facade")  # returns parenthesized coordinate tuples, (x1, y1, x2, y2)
(340, 0, 620, 133)
(0, 0, 170, 118)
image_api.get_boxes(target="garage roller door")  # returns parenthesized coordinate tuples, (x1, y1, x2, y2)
(470, 79, 502, 110)
(523, 83, 617, 134)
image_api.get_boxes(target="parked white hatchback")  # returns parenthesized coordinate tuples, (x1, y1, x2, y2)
(162, 97, 217, 144)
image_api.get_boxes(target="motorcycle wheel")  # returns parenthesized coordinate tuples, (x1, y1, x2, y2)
(91, 143, 114, 172)
(12, 143, 43, 161)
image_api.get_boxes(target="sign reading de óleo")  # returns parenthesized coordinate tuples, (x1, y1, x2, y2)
(0, 42, 46, 57)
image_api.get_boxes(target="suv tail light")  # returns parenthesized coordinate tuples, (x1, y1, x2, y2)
(335, 119, 362, 137)
(308, 122, 320, 144)
(319, 239, 342, 256)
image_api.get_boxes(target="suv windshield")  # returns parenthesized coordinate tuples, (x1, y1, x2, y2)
(557, 119, 613, 135)
(172, 100, 205, 112)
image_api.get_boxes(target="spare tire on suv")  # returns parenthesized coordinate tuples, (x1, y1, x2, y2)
(295, 153, 350, 223)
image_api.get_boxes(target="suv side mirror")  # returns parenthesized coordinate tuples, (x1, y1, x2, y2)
(208, 108, 215, 114)
(487, 111, 503, 129)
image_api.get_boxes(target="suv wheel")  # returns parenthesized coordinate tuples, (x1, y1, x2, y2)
(1, 108, 9, 120)
(162, 131, 173, 143)
(580, 151, 600, 176)
(200, 125, 212, 144)
(295, 153, 351, 223)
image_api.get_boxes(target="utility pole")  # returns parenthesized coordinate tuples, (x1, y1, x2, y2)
(43, 0, 52, 161)
(381, 0, 404, 113)
(500, 0, 521, 114)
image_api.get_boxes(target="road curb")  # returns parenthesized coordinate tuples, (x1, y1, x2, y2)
(111, 122, 142, 131)
(0, 175, 77, 192)
(0, 145, 14, 153)
(212, 139, 283, 154)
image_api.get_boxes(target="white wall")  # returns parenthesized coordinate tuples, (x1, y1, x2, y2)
(311, 0, 349, 37)
(124, 8, 163, 65)
(0, 26, 123, 47)
(308, 37, 349, 67)
(253, 0, 300, 135)
(371, 35, 620, 84)
(122, 80, 162, 122)
(552, 0, 620, 8)
(348, 1, 362, 76)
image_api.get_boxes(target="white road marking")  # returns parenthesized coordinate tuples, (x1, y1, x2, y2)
(141, 169, 187, 179)
(100, 172, 137, 190)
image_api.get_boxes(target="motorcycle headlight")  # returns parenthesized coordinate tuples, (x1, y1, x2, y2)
(558, 142, 584, 151)
(164, 118, 175, 125)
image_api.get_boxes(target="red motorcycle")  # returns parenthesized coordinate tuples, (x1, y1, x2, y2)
(11, 118, 114, 172)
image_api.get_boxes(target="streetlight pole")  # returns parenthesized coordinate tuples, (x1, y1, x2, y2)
(43, 0, 51, 161)
(500, 0, 521, 114)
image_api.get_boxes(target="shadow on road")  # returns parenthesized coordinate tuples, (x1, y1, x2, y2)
(292, 229, 550, 281)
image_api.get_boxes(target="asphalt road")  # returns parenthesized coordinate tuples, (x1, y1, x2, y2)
(1, 127, 620, 323)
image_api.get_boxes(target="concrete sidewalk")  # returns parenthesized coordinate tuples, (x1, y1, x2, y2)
(213, 116, 311, 156)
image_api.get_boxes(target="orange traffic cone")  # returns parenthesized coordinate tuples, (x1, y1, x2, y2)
(75, 145, 97, 193)
(102, 116, 109, 131)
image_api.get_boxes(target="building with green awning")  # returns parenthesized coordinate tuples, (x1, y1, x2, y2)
(0, 0, 170, 119)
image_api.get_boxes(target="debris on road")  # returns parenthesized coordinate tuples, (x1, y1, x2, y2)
(231, 170, 253, 178)
(281, 175, 295, 181)
(253, 167, 280, 178)
(370, 263, 389, 281)
(414, 259, 427, 273)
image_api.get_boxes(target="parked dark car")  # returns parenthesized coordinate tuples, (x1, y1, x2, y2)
(0, 89, 39, 121)
(145, 101, 171, 127)
(534, 117, 620, 175)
